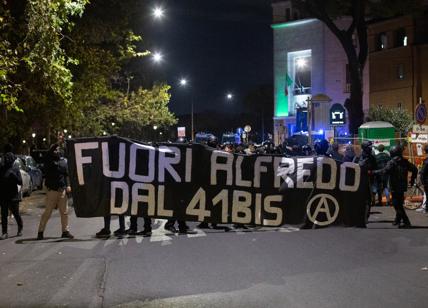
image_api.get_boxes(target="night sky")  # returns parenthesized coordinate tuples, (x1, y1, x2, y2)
(143, 0, 273, 115)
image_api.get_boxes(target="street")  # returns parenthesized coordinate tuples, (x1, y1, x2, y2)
(0, 190, 428, 308)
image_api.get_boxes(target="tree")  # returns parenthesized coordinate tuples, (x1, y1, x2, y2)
(291, 0, 422, 134)
(367, 106, 413, 135)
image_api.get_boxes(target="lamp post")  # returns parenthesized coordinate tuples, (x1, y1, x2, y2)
(179, 78, 194, 141)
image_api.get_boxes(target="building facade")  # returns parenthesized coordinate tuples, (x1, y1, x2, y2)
(368, 14, 428, 114)
(272, 0, 428, 144)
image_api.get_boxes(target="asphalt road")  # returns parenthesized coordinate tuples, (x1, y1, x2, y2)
(0, 190, 428, 308)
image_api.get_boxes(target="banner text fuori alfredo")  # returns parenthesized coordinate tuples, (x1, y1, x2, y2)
(67, 136, 367, 227)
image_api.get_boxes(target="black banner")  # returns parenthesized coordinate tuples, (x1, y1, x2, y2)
(66, 136, 368, 227)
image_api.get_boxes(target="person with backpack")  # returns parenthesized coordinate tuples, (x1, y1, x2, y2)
(0, 145, 23, 239)
(375, 145, 417, 228)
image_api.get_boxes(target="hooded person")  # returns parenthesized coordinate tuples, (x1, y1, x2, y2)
(37, 143, 74, 240)
(0, 151, 23, 239)
(375, 145, 417, 228)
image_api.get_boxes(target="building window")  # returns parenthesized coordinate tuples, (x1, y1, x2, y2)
(287, 49, 312, 116)
(395, 28, 407, 47)
(285, 8, 291, 21)
(397, 64, 405, 80)
(377, 32, 388, 50)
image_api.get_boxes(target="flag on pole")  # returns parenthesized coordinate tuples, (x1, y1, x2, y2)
(285, 73, 293, 96)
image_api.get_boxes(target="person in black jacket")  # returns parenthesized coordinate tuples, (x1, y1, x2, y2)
(375, 145, 417, 228)
(418, 145, 428, 213)
(37, 144, 74, 240)
(354, 140, 377, 220)
(0, 150, 23, 239)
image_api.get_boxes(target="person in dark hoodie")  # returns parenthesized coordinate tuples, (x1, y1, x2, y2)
(375, 145, 417, 228)
(37, 143, 74, 240)
(0, 145, 23, 239)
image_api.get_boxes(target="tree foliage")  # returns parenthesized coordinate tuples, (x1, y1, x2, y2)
(367, 106, 414, 135)
(0, 0, 176, 147)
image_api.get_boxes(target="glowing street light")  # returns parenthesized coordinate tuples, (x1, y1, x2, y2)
(22, 140, 26, 144)
(31, 133, 36, 138)
(153, 125, 158, 130)
(226, 93, 233, 100)
(63, 129, 68, 134)
(152, 52, 163, 63)
(179, 78, 188, 86)
(152, 7, 164, 19)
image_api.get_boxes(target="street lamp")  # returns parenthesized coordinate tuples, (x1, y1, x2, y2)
(152, 7, 164, 19)
(152, 52, 163, 63)
(153, 125, 158, 130)
(31, 133, 36, 138)
(179, 78, 194, 141)
(63, 129, 68, 134)
(226, 93, 233, 100)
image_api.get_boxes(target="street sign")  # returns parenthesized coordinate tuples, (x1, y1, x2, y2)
(413, 125, 428, 133)
(329, 103, 346, 125)
(415, 103, 427, 124)
(177, 127, 186, 137)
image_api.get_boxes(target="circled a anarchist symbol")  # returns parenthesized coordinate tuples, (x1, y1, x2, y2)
(306, 194, 339, 226)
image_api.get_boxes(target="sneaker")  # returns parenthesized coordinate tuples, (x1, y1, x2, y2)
(113, 228, 126, 236)
(179, 229, 197, 235)
(125, 228, 138, 236)
(61, 231, 74, 239)
(398, 223, 412, 229)
(197, 222, 210, 229)
(164, 225, 178, 233)
(17, 229, 23, 237)
(37, 232, 44, 240)
(137, 229, 152, 236)
(96, 228, 111, 238)
(392, 220, 400, 226)
(0, 233, 8, 240)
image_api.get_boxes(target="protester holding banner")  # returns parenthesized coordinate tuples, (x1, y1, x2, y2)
(375, 145, 417, 228)
(354, 141, 377, 220)
(37, 144, 74, 240)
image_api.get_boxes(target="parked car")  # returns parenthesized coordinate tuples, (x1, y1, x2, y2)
(13, 158, 32, 197)
(18, 155, 43, 190)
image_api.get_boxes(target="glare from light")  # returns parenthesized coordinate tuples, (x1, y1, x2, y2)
(180, 78, 188, 86)
(103, 131, 107, 136)
(226, 93, 233, 100)
(153, 125, 158, 130)
(31, 133, 36, 138)
(153, 7, 164, 19)
(296, 58, 307, 69)
(43, 138, 46, 142)
(63, 129, 68, 134)
(152, 52, 163, 63)
(111, 122, 115, 126)
(22, 140, 26, 144)
(68, 135, 72, 139)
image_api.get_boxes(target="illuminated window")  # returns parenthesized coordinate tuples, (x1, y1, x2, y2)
(395, 28, 407, 47)
(377, 32, 388, 50)
(397, 64, 405, 80)
(287, 50, 312, 116)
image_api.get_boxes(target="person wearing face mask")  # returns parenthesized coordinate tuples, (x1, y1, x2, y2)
(37, 143, 74, 240)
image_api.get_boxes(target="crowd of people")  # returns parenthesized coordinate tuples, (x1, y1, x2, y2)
(0, 136, 427, 240)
